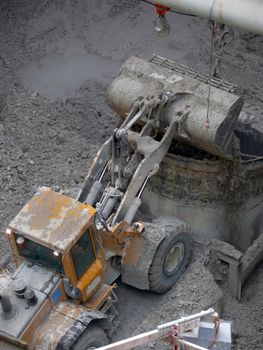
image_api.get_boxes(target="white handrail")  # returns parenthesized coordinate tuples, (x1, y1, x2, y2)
(96, 309, 216, 350)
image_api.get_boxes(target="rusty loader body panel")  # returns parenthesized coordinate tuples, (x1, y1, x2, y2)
(1, 188, 118, 349)
(9, 186, 96, 254)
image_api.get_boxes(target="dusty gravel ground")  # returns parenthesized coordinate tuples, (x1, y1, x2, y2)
(0, 1, 263, 349)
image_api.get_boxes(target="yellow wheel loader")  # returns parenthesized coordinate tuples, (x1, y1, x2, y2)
(0, 55, 242, 349)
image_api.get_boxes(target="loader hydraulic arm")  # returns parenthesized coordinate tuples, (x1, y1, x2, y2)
(77, 92, 179, 226)
(78, 53, 243, 228)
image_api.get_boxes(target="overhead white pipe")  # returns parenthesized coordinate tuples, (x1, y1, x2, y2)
(150, 0, 263, 35)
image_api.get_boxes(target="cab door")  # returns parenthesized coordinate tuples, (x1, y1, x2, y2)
(70, 229, 104, 301)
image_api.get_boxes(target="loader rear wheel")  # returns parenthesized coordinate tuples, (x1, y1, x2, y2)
(72, 325, 108, 350)
(149, 220, 191, 293)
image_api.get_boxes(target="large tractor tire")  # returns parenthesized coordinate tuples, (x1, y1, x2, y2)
(149, 217, 192, 293)
(72, 325, 108, 350)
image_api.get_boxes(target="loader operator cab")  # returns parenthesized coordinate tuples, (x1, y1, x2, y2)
(14, 233, 65, 274)
(6, 186, 105, 303)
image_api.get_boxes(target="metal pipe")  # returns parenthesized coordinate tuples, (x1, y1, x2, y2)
(124, 197, 142, 224)
(98, 163, 108, 182)
(63, 278, 82, 299)
(117, 106, 146, 135)
(85, 164, 108, 206)
(85, 181, 103, 206)
(0, 294, 16, 320)
(157, 308, 215, 330)
(120, 173, 151, 224)
(96, 309, 215, 350)
(97, 187, 122, 220)
(149, 0, 263, 35)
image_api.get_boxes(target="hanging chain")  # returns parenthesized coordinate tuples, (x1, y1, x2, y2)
(213, 24, 234, 78)
(205, 0, 234, 130)
(204, 0, 217, 129)
(204, 20, 216, 130)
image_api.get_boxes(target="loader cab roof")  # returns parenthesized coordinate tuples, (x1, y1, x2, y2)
(9, 187, 96, 254)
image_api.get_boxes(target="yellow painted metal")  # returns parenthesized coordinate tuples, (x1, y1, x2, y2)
(99, 221, 141, 255)
(85, 283, 116, 310)
(62, 253, 78, 285)
(77, 258, 104, 302)
(30, 303, 78, 349)
(20, 300, 51, 344)
(6, 231, 20, 268)
(8, 187, 96, 254)
(4, 187, 142, 349)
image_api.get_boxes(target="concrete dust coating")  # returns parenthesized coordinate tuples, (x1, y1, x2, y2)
(19, 53, 121, 99)
(132, 258, 223, 349)
(0, 0, 262, 349)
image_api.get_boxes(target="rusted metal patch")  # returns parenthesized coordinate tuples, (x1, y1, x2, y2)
(30, 306, 76, 350)
(54, 301, 88, 319)
(85, 283, 114, 310)
(9, 187, 96, 253)
(30, 301, 105, 350)
(56, 311, 105, 350)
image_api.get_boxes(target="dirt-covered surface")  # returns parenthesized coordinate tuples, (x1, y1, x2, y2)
(0, 1, 263, 349)
(132, 256, 223, 349)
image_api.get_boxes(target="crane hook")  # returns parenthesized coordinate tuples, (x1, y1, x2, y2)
(154, 4, 171, 36)
(154, 14, 170, 36)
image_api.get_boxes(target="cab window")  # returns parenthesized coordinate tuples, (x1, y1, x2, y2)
(14, 233, 64, 274)
(90, 225, 100, 253)
(71, 230, 95, 279)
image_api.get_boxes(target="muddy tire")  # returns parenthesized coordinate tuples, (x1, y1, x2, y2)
(149, 217, 191, 293)
(72, 325, 108, 350)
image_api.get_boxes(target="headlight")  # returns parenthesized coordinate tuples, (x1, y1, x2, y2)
(6, 228, 12, 235)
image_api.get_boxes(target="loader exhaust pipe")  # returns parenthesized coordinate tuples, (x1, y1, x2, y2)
(0, 293, 16, 320)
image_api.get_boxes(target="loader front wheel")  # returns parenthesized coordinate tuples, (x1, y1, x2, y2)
(72, 325, 108, 350)
(149, 222, 191, 293)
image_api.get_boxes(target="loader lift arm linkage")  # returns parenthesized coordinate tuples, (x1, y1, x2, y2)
(77, 92, 179, 226)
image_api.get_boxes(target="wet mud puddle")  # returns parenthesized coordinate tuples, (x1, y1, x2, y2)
(18, 53, 120, 99)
